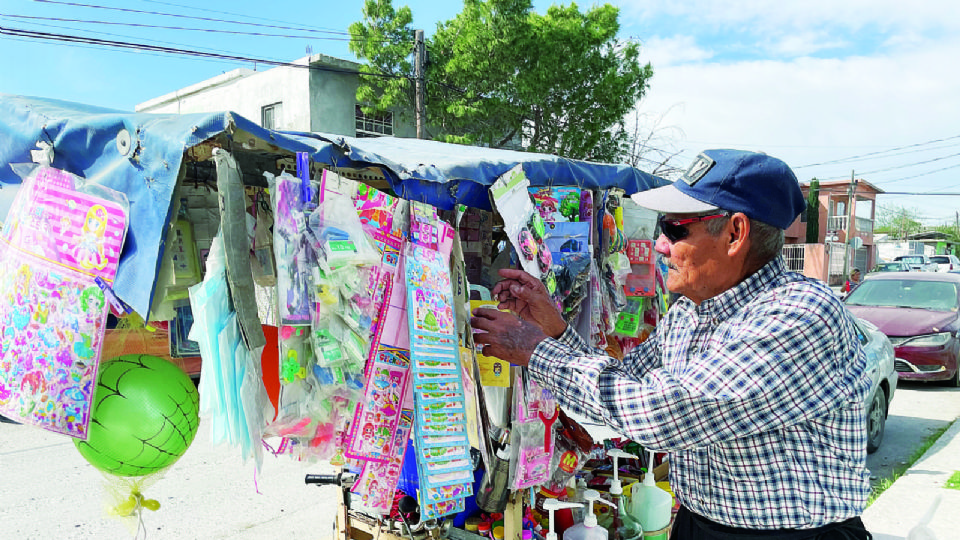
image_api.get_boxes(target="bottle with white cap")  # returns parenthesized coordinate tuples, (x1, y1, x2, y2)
(542, 498, 582, 540)
(563, 489, 609, 540)
(629, 450, 672, 540)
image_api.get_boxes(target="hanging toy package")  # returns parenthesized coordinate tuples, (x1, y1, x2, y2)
(490, 165, 552, 282)
(270, 171, 312, 325)
(0, 165, 129, 438)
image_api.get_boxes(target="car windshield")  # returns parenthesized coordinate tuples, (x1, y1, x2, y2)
(896, 256, 923, 264)
(846, 279, 960, 310)
(931, 256, 949, 263)
(873, 263, 904, 272)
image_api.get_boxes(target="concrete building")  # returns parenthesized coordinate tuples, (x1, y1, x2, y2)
(136, 53, 416, 139)
(782, 178, 883, 286)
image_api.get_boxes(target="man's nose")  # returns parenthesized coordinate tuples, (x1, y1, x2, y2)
(655, 234, 672, 256)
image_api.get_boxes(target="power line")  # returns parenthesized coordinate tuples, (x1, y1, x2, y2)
(0, 25, 408, 80)
(793, 134, 960, 168)
(139, 0, 349, 35)
(34, 0, 358, 37)
(1, 13, 390, 42)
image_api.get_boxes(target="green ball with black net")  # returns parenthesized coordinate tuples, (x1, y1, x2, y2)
(74, 354, 200, 477)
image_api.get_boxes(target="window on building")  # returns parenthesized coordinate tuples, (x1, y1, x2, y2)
(355, 105, 393, 137)
(262, 102, 282, 130)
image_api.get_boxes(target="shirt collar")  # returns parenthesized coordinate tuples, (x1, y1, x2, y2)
(680, 256, 788, 319)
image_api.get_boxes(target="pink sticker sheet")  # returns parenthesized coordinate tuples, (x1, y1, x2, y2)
(0, 167, 127, 438)
(345, 346, 411, 463)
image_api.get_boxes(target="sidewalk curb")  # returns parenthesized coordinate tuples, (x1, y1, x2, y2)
(863, 416, 960, 539)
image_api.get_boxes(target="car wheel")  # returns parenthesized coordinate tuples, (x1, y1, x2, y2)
(866, 389, 887, 454)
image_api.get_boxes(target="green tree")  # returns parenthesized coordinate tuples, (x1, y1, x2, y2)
(805, 178, 820, 243)
(875, 205, 924, 239)
(349, 0, 654, 162)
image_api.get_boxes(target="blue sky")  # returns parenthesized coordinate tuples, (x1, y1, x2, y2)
(3, 0, 960, 225)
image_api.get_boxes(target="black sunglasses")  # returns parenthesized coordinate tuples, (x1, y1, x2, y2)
(658, 213, 730, 243)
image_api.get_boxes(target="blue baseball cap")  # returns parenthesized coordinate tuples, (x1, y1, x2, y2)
(630, 149, 806, 230)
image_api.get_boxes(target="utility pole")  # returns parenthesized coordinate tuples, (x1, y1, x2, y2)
(843, 170, 857, 283)
(414, 29, 425, 140)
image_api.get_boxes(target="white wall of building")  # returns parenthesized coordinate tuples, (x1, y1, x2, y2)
(136, 54, 419, 139)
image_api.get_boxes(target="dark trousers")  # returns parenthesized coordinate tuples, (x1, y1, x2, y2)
(670, 506, 873, 540)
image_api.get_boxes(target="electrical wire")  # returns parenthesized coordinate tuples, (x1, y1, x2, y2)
(139, 0, 348, 35)
(0, 25, 409, 80)
(793, 134, 960, 169)
(33, 0, 360, 36)
(1, 13, 392, 42)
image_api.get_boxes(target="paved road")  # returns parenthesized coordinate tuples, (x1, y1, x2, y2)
(0, 421, 339, 539)
(2, 380, 957, 539)
(867, 381, 960, 490)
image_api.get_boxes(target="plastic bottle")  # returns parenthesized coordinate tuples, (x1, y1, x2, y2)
(629, 451, 672, 540)
(542, 498, 582, 540)
(563, 489, 609, 540)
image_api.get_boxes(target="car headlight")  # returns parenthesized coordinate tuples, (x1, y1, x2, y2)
(889, 332, 953, 347)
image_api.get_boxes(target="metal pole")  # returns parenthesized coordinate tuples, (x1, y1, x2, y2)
(843, 170, 856, 282)
(414, 29, 425, 140)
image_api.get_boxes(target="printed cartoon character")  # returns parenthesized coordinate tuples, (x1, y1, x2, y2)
(532, 188, 559, 220)
(76, 204, 109, 272)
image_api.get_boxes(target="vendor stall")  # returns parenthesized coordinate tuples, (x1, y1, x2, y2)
(0, 93, 674, 540)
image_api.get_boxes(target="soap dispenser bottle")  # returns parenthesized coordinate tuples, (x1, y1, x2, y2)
(563, 489, 609, 540)
(542, 498, 582, 540)
(607, 448, 641, 540)
(629, 450, 673, 540)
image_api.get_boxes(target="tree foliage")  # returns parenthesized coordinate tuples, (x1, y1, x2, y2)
(349, 0, 654, 162)
(875, 205, 924, 239)
(805, 178, 819, 243)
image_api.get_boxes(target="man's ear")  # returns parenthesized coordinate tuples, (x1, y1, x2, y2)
(727, 213, 750, 256)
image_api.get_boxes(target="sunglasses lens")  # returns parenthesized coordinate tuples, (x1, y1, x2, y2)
(659, 217, 687, 242)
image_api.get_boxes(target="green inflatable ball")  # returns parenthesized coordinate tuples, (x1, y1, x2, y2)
(74, 354, 200, 477)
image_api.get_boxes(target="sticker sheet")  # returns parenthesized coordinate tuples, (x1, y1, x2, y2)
(405, 240, 472, 517)
(0, 167, 127, 438)
(345, 346, 411, 463)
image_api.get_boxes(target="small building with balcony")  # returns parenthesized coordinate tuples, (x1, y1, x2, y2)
(782, 179, 882, 286)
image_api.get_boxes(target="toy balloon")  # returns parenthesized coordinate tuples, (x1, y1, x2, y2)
(74, 354, 200, 477)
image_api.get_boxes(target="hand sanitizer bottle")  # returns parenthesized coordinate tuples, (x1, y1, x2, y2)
(563, 490, 609, 540)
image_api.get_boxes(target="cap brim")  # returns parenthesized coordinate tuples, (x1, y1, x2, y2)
(630, 183, 719, 214)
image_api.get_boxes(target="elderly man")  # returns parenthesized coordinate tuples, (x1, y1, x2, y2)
(471, 150, 873, 539)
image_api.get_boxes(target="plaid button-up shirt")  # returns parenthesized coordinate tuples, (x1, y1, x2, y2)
(529, 257, 871, 529)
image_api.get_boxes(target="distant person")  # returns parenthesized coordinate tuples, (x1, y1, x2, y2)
(844, 268, 862, 294)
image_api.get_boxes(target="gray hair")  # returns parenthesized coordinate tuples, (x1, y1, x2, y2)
(705, 215, 784, 267)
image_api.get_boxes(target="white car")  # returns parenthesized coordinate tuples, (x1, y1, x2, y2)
(930, 254, 960, 273)
(894, 255, 938, 272)
(852, 317, 898, 453)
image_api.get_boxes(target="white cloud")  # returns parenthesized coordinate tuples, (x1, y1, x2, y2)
(636, 34, 960, 220)
(615, 0, 960, 33)
(640, 35, 715, 67)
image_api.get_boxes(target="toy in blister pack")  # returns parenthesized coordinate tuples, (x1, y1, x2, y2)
(270, 172, 312, 324)
(491, 165, 543, 279)
(510, 418, 554, 490)
(624, 239, 655, 297)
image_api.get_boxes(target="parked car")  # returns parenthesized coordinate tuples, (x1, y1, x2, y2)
(930, 254, 960, 272)
(845, 272, 960, 386)
(852, 317, 898, 453)
(870, 261, 912, 274)
(893, 254, 938, 272)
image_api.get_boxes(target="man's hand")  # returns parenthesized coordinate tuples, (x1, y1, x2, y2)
(491, 268, 567, 339)
(471, 307, 549, 367)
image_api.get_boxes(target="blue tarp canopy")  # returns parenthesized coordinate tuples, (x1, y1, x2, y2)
(0, 94, 667, 317)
